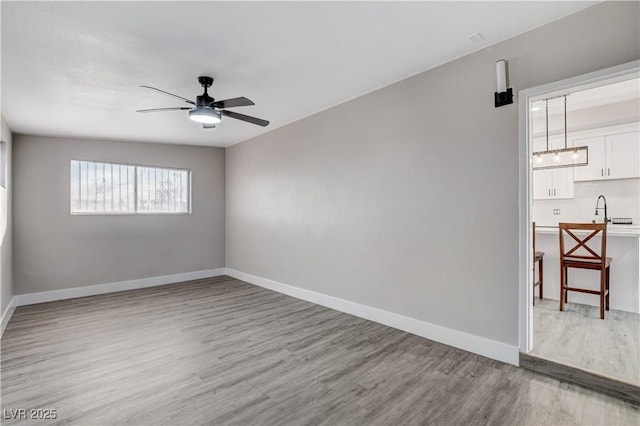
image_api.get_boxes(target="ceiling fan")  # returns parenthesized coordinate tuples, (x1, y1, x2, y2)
(137, 76, 269, 129)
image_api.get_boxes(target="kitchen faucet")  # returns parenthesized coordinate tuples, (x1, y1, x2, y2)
(594, 195, 609, 223)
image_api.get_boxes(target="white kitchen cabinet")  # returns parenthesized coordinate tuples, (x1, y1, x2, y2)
(607, 131, 640, 179)
(532, 135, 575, 200)
(533, 167, 574, 200)
(553, 167, 575, 198)
(533, 169, 553, 200)
(572, 136, 606, 181)
(573, 130, 640, 181)
(532, 135, 565, 153)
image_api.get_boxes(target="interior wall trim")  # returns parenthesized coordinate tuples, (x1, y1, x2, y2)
(224, 268, 520, 366)
(1, 296, 17, 337)
(517, 59, 640, 354)
(11, 268, 226, 308)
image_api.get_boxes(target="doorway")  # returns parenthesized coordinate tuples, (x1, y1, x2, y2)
(518, 60, 640, 398)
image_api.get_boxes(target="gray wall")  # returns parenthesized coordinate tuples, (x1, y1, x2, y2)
(13, 135, 225, 294)
(1, 114, 13, 314)
(226, 2, 640, 345)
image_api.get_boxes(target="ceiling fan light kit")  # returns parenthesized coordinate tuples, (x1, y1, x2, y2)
(189, 108, 221, 124)
(137, 76, 269, 129)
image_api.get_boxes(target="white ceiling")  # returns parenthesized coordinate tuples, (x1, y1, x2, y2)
(531, 78, 640, 116)
(1, 1, 598, 147)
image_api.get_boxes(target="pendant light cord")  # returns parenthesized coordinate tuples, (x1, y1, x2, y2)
(564, 95, 568, 150)
(545, 99, 549, 152)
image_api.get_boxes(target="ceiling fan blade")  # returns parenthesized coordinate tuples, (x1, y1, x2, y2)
(221, 110, 269, 127)
(140, 85, 196, 105)
(136, 107, 193, 113)
(211, 97, 255, 109)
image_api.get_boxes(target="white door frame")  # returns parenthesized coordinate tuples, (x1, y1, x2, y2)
(518, 60, 640, 354)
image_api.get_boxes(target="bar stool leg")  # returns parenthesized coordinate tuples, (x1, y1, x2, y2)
(532, 260, 535, 306)
(600, 268, 605, 320)
(539, 257, 543, 300)
(560, 264, 565, 312)
(606, 266, 610, 312)
(565, 267, 569, 303)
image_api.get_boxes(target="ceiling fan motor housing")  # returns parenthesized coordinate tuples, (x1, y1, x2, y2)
(196, 95, 214, 107)
(198, 76, 214, 88)
(197, 76, 215, 106)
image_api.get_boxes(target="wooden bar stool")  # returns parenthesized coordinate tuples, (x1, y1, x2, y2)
(533, 222, 544, 305)
(558, 223, 612, 319)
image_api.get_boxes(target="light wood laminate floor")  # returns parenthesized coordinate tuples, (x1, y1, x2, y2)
(2, 276, 639, 425)
(531, 298, 640, 386)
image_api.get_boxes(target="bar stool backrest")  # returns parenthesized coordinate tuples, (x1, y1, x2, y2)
(558, 222, 607, 266)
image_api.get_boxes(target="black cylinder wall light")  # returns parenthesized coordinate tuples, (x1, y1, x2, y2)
(495, 59, 513, 107)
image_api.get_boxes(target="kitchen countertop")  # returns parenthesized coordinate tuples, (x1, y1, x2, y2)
(536, 224, 640, 237)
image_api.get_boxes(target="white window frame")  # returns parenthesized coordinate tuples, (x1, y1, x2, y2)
(70, 159, 192, 215)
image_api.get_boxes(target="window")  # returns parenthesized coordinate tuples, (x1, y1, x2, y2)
(70, 160, 190, 214)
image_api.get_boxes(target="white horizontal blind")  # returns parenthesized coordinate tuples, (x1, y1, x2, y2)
(70, 160, 190, 214)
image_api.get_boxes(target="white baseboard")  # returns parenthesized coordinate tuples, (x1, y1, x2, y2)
(5, 267, 519, 366)
(13, 268, 226, 307)
(1, 296, 16, 337)
(225, 268, 519, 366)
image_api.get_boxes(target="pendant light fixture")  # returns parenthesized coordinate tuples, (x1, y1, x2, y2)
(532, 95, 588, 170)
